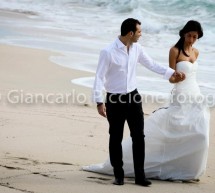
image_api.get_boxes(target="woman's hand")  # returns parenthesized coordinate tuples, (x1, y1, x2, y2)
(169, 71, 186, 83)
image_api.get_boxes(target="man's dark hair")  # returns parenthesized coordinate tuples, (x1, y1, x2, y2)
(121, 18, 141, 36)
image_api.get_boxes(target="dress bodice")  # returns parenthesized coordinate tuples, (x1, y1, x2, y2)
(174, 61, 201, 95)
(176, 61, 198, 74)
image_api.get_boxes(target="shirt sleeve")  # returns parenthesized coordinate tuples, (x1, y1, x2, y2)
(138, 45, 174, 79)
(92, 49, 110, 103)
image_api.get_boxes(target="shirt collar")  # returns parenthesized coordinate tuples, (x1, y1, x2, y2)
(116, 37, 126, 49)
(116, 37, 133, 50)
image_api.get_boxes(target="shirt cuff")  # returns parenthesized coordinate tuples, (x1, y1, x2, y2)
(163, 67, 175, 79)
(92, 90, 104, 103)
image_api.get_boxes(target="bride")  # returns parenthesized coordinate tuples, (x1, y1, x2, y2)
(83, 20, 210, 181)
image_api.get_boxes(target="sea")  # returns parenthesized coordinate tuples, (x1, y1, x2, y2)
(0, 0, 214, 100)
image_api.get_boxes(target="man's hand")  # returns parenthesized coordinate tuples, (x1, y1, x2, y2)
(169, 71, 186, 83)
(97, 103, 107, 118)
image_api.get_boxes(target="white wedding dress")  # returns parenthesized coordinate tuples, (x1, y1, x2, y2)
(83, 61, 210, 180)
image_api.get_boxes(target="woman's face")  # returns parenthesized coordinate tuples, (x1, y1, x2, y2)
(184, 31, 199, 46)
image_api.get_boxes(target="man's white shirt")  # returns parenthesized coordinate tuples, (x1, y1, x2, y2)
(93, 38, 174, 103)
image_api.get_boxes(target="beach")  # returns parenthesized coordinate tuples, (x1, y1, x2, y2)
(0, 37, 215, 193)
(0, 9, 215, 193)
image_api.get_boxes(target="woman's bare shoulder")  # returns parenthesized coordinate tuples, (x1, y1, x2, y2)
(193, 47, 199, 57)
(169, 46, 178, 56)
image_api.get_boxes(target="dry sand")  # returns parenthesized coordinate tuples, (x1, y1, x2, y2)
(0, 43, 214, 193)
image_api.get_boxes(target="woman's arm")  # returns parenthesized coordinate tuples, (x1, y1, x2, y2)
(168, 47, 185, 83)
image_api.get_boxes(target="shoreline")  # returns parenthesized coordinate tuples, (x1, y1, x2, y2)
(0, 43, 94, 104)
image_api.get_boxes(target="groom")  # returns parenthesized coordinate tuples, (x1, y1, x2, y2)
(92, 18, 185, 186)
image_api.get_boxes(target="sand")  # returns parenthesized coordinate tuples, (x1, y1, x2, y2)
(0, 14, 215, 193)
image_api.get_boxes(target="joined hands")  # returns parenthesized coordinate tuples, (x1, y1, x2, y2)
(170, 71, 186, 83)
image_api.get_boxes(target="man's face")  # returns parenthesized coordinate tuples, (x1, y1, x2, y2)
(131, 24, 142, 42)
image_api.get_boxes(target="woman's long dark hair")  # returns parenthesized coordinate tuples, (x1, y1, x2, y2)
(175, 20, 203, 58)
